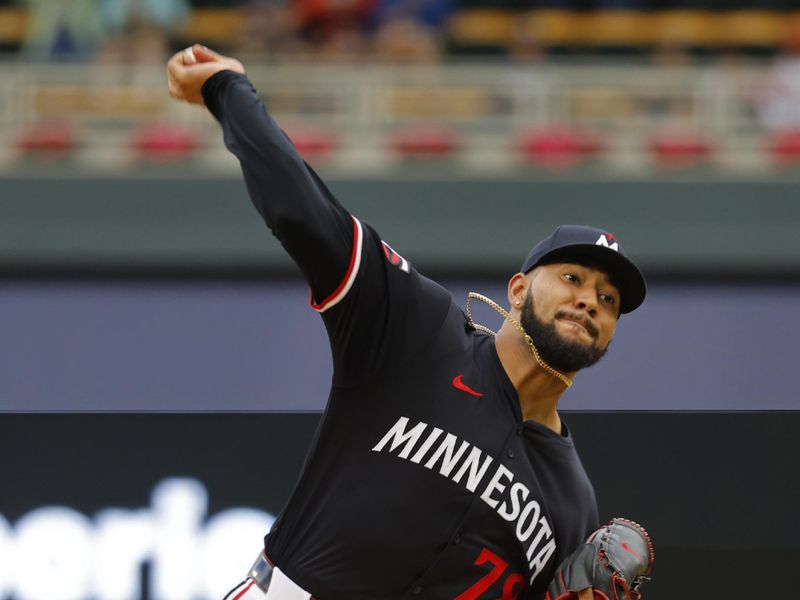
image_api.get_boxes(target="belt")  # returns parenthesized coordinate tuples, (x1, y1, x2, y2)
(248, 551, 274, 592)
(248, 552, 314, 600)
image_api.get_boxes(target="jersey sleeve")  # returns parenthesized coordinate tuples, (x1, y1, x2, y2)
(202, 70, 355, 305)
(320, 223, 454, 386)
(202, 70, 454, 386)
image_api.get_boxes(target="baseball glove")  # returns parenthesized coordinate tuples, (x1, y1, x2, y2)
(545, 518, 654, 600)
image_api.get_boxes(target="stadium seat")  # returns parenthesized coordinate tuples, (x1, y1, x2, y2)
(388, 124, 461, 158)
(648, 127, 714, 168)
(766, 129, 800, 164)
(516, 125, 604, 169)
(283, 126, 337, 161)
(131, 122, 201, 162)
(13, 120, 78, 156)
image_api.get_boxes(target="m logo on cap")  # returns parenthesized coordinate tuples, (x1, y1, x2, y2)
(595, 234, 619, 252)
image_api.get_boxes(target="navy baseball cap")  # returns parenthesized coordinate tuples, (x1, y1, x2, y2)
(521, 225, 646, 314)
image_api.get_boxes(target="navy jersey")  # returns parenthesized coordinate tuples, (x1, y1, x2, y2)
(203, 71, 599, 600)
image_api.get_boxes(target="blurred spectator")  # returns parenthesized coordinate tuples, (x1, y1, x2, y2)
(754, 29, 800, 132)
(236, 0, 304, 58)
(643, 40, 695, 126)
(190, 0, 244, 5)
(369, 0, 454, 62)
(21, 0, 105, 61)
(100, 0, 190, 63)
(293, 0, 373, 59)
(508, 12, 545, 63)
(371, 18, 442, 62)
(368, 0, 452, 33)
(652, 40, 692, 69)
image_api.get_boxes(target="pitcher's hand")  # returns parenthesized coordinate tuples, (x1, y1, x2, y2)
(167, 44, 245, 106)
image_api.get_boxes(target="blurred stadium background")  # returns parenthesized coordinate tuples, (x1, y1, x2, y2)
(1, 0, 799, 599)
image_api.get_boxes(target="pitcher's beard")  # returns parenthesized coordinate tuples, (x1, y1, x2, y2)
(519, 293, 608, 373)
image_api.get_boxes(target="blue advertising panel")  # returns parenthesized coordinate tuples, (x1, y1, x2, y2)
(0, 280, 797, 411)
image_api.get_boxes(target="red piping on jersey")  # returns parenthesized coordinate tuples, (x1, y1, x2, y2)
(231, 580, 255, 600)
(310, 215, 363, 312)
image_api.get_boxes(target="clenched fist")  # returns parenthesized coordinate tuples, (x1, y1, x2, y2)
(166, 44, 246, 106)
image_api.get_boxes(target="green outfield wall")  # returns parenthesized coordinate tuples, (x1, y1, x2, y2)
(1, 177, 798, 277)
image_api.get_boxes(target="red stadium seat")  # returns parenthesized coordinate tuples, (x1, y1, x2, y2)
(648, 127, 714, 168)
(132, 122, 201, 162)
(516, 125, 604, 169)
(14, 120, 78, 155)
(283, 126, 337, 161)
(766, 129, 800, 164)
(388, 124, 461, 158)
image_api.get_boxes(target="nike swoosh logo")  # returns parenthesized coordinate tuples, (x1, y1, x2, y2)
(621, 542, 641, 561)
(452, 375, 483, 397)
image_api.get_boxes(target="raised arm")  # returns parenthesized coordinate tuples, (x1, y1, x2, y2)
(167, 45, 355, 307)
(167, 46, 453, 384)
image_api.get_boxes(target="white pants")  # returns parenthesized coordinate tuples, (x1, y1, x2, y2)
(224, 567, 313, 600)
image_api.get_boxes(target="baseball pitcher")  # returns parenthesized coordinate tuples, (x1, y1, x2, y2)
(167, 45, 653, 600)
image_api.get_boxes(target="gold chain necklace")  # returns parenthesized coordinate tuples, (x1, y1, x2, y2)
(466, 292, 573, 389)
